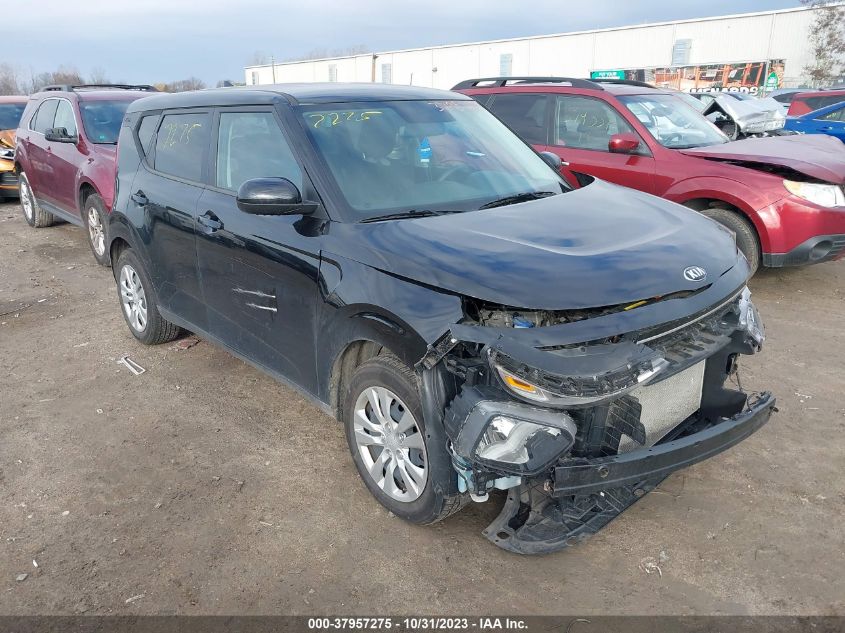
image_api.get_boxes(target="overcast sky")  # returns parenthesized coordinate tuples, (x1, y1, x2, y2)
(8, 0, 799, 86)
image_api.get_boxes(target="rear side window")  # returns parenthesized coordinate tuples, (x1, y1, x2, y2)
(154, 113, 210, 182)
(802, 95, 845, 111)
(31, 99, 59, 134)
(485, 94, 549, 145)
(137, 114, 160, 155)
(818, 105, 845, 122)
(53, 100, 78, 136)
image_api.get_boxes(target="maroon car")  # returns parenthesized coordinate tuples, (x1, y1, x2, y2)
(456, 77, 845, 273)
(14, 84, 157, 264)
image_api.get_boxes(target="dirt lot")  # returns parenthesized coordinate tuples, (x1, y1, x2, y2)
(1, 199, 844, 616)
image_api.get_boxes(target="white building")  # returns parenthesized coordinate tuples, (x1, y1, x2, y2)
(244, 6, 829, 93)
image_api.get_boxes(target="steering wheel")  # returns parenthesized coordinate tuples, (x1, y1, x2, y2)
(662, 132, 684, 145)
(436, 163, 472, 183)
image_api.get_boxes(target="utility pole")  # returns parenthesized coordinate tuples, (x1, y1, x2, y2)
(271, 56, 277, 84)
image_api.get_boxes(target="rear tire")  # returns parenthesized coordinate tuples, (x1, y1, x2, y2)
(699, 206, 760, 275)
(343, 354, 467, 525)
(19, 171, 55, 228)
(114, 247, 180, 345)
(83, 193, 110, 266)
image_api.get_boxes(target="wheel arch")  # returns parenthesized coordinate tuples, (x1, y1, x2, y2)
(322, 310, 429, 420)
(681, 197, 763, 253)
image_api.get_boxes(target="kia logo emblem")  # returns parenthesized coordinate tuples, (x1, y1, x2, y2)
(684, 266, 707, 282)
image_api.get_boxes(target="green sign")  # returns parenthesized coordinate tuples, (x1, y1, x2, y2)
(590, 70, 625, 80)
(765, 71, 779, 90)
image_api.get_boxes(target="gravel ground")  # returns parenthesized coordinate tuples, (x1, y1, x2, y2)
(1, 199, 843, 616)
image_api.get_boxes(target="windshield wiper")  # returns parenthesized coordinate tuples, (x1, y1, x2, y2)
(360, 209, 458, 223)
(479, 191, 557, 210)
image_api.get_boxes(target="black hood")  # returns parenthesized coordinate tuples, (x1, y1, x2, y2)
(330, 180, 742, 310)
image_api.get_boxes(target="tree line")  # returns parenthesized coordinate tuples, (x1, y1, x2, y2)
(0, 63, 208, 95)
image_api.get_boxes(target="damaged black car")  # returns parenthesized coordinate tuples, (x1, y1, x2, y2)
(110, 84, 775, 554)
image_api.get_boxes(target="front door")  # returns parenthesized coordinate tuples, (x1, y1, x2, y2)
(26, 98, 59, 199)
(548, 94, 656, 193)
(196, 108, 322, 392)
(49, 99, 83, 215)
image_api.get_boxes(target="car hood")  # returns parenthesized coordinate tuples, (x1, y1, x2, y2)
(680, 134, 845, 184)
(332, 180, 741, 310)
(0, 129, 15, 149)
(702, 95, 785, 133)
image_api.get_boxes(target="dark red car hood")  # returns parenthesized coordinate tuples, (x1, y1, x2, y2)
(680, 135, 845, 184)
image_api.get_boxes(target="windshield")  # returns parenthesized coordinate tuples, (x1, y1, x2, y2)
(619, 94, 729, 149)
(80, 100, 132, 144)
(0, 104, 26, 130)
(299, 99, 567, 219)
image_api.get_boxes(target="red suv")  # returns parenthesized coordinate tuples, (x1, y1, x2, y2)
(455, 77, 845, 273)
(14, 84, 157, 264)
(787, 89, 845, 116)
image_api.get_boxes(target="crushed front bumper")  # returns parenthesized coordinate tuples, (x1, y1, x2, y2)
(483, 392, 775, 554)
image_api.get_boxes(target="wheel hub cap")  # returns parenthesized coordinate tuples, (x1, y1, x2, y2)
(353, 386, 428, 502)
(88, 207, 105, 256)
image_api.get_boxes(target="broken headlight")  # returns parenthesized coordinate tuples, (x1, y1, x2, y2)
(784, 180, 845, 208)
(493, 356, 669, 408)
(738, 287, 764, 347)
(444, 387, 577, 476)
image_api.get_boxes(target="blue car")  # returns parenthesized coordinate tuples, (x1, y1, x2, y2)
(785, 100, 845, 142)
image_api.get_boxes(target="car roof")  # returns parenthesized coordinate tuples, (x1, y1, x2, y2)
(0, 95, 28, 104)
(795, 89, 845, 98)
(455, 77, 672, 97)
(127, 83, 468, 112)
(30, 89, 153, 103)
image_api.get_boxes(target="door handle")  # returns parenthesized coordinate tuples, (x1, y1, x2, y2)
(131, 191, 148, 206)
(198, 211, 223, 232)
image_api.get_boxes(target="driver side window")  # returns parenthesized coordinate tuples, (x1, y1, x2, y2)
(553, 95, 636, 151)
(53, 101, 78, 137)
(817, 106, 845, 122)
(215, 111, 302, 192)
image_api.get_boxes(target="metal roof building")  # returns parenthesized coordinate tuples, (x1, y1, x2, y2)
(244, 6, 832, 93)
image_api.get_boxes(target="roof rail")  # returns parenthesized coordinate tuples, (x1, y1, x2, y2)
(40, 84, 159, 93)
(591, 78, 656, 88)
(452, 77, 603, 90)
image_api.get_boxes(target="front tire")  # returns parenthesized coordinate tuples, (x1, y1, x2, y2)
(114, 248, 180, 345)
(83, 193, 110, 266)
(19, 171, 55, 228)
(343, 354, 466, 524)
(701, 206, 761, 275)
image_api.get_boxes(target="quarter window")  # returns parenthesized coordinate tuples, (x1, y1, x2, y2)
(137, 114, 160, 155)
(485, 94, 549, 145)
(215, 111, 302, 192)
(31, 99, 59, 134)
(154, 113, 210, 182)
(53, 100, 78, 136)
(554, 95, 637, 151)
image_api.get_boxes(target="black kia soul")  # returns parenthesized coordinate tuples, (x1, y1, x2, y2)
(110, 84, 775, 554)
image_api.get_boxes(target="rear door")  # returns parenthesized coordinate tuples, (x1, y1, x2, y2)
(129, 109, 211, 331)
(548, 94, 656, 193)
(195, 106, 322, 392)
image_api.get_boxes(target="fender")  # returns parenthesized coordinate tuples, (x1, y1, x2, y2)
(663, 175, 786, 253)
(106, 211, 155, 276)
(315, 252, 464, 406)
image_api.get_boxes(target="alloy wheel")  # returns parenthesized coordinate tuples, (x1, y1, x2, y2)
(20, 179, 34, 221)
(87, 206, 106, 256)
(353, 386, 428, 502)
(119, 264, 148, 333)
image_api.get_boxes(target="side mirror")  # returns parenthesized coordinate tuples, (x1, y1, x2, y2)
(539, 151, 562, 170)
(236, 178, 318, 216)
(608, 133, 641, 154)
(45, 127, 77, 144)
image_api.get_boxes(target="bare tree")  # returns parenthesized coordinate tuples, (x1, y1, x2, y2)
(248, 51, 271, 66)
(158, 77, 207, 92)
(0, 63, 23, 95)
(30, 65, 85, 91)
(802, 0, 845, 86)
(88, 66, 110, 84)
